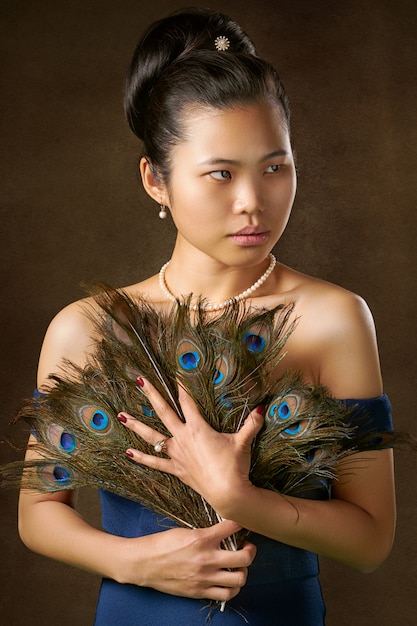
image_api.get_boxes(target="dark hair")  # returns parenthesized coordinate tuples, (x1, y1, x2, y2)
(124, 8, 290, 183)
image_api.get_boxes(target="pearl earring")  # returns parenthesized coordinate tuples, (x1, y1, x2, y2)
(159, 204, 168, 219)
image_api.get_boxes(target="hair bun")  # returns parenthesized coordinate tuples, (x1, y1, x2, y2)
(124, 8, 256, 139)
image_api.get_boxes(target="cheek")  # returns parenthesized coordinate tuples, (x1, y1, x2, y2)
(276, 172, 297, 210)
(169, 184, 227, 220)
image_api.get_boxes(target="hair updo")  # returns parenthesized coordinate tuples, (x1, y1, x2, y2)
(124, 8, 290, 183)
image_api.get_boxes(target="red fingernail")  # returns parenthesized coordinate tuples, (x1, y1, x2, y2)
(117, 413, 127, 424)
(256, 405, 265, 416)
(136, 377, 145, 388)
(125, 450, 134, 458)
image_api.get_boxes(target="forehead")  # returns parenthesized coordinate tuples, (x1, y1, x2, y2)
(177, 101, 291, 157)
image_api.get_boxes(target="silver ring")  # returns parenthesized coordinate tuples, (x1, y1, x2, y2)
(154, 439, 167, 453)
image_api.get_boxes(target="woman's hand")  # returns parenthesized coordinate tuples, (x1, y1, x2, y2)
(117, 378, 264, 515)
(122, 520, 256, 601)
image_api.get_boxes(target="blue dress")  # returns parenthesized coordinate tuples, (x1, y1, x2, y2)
(95, 492, 325, 625)
(93, 395, 393, 626)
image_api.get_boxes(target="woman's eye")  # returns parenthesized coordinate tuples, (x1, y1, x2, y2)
(265, 164, 282, 173)
(210, 170, 231, 180)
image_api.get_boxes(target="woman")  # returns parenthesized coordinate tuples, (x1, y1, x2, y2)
(18, 8, 395, 625)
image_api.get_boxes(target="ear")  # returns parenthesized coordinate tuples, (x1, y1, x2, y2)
(139, 157, 170, 207)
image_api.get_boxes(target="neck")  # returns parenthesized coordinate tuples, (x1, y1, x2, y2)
(159, 254, 277, 311)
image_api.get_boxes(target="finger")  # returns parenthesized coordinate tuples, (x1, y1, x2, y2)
(176, 383, 210, 429)
(139, 377, 186, 431)
(207, 567, 248, 589)
(206, 519, 242, 541)
(125, 447, 174, 473)
(117, 412, 164, 443)
(203, 584, 241, 602)
(238, 541, 257, 565)
(216, 541, 256, 570)
(236, 405, 265, 446)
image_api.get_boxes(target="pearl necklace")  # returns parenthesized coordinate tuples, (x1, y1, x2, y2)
(158, 253, 276, 311)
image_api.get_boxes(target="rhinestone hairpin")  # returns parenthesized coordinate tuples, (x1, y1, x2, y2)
(214, 36, 230, 51)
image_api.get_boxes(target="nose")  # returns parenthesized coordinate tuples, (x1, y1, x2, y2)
(232, 178, 263, 214)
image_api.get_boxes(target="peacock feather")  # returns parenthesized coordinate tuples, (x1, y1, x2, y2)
(1, 287, 393, 545)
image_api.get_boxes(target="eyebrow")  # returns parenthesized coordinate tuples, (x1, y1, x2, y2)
(199, 150, 289, 166)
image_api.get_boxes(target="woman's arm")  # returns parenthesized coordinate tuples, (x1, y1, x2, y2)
(214, 449, 395, 573)
(121, 290, 396, 573)
(18, 302, 256, 601)
(19, 471, 254, 600)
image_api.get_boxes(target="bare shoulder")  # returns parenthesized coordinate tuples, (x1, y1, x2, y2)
(278, 264, 375, 333)
(275, 265, 382, 397)
(37, 276, 161, 388)
(37, 297, 99, 387)
(309, 280, 374, 338)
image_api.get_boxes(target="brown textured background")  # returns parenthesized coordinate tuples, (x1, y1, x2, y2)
(1, 1, 416, 624)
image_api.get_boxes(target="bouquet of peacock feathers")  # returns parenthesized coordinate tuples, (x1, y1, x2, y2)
(2, 287, 392, 542)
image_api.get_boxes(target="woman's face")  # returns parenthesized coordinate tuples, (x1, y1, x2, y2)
(160, 100, 297, 268)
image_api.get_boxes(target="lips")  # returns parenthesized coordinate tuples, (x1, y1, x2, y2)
(229, 227, 270, 245)
(233, 226, 267, 236)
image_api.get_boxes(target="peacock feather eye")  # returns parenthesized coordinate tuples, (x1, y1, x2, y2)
(40, 464, 73, 488)
(219, 393, 233, 408)
(268, 398, 294, 421)
(304, 448, 323, 463)
(80, 406, 113, 435)
(281, 419, 310, 437)
(283, 421, 303, 435)
(141, 404, 155, 417)
(47, 424, 78, 454)
(179, 351, 200, 370)
(59, 431, 77, 453)
(241, 319, 270, 354)
(213, 368, 224, 385)
(265, 394, 302, 427)
(268, 401, 284, 421)
(278, 401, 291, 419)
(176, 339, 202, 372)
(91, 410, 109, 430)
(213, 355, 229, 387)
(53, 466, 71, 483)
(242, 332, 266, 354)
